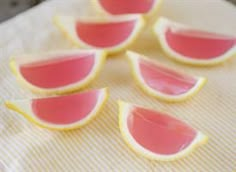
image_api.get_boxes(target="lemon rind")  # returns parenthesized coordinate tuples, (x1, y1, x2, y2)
(92, 0, 163, 19)
(5, 88, 109, 131)
(126, 51, 207, 102)
(153, 17, 236, 66)
(53, 15, 145, 54)
(118, 100, 209, 161)
(10, 50, 106, 95)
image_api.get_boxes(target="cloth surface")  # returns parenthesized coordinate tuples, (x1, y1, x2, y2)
(0, 0, 235, 171)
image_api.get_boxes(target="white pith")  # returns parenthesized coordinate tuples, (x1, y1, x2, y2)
(119, 101, 208, 161)
(93, 0, 162, 16)
(12, 49, 106, 94)
(154, 17, 236, 65)
(7, 88, 107, 130)
(54, 15, 145, 53)
(127, 51, 206, 101)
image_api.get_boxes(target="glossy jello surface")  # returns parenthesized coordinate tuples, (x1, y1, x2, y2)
(166, 28, 236, 59)
(128, 106, 197, 155)
(76, 20, 136, 47)
(20, 53, 95, 88)
(32, 90, 99, 124)
(139, 58, 196, 95)
(99, 0, 155, 14)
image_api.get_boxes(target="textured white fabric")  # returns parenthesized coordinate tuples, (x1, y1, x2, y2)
(0, 0, 235, 171)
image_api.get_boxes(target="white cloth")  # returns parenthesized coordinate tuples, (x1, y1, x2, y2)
(0, 0, 235, 171)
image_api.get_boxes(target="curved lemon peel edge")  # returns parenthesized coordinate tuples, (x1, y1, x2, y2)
(53, 15, 83, 49)
(53, 15, 146, 55)
(126, 51, 207, 102)
(5, 88, 109, 131)
(92, 0, 163, 19)
(118, 100, 209, 161)
(9, 51, 107, 95)
(153, 17, 236, 67)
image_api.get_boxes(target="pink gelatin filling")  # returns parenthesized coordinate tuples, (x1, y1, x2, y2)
(166, 28, 236, 59)
(20, 53, 95, 88)
(139, 59, 196, 95)
(76, 20, 136, 48)
(32, 90, 100, 124)
(99, 0, 155, 14)
(128, 107, 197, 155)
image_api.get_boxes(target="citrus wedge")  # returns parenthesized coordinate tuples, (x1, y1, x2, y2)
(154, 17, 236, 66)
(127, 51, 206, 102)
(5, 88, 109, 130)
(10, 50, 106, 95)
(94, 0, 162, 16)
(54, 15, 145, 54)
(118, 101, 208, 161)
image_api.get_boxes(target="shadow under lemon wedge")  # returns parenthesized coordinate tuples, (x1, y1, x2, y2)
(10, 49, 106, 95)
(118, 100, 208, 161)
(5, 88, 109, 131)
